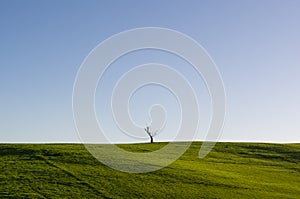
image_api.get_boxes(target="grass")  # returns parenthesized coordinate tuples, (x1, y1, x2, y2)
(0, 142, 299, 198)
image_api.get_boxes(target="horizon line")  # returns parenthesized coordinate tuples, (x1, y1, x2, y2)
(1, 140, 299, 144)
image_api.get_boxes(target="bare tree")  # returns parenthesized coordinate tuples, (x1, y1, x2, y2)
(144, 126, 157, 143)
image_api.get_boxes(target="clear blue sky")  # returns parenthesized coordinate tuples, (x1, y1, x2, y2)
(0, 0, 299, 143)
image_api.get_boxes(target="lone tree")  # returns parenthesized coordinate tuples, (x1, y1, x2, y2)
(144, 126, 157, 143)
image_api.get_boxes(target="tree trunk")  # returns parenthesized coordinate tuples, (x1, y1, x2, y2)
(150, 136, 153, 143)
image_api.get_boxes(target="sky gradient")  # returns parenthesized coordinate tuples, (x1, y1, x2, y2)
(0, 0, 300, 143)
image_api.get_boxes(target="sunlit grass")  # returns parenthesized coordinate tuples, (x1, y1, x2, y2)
(0, 142, 299, 198)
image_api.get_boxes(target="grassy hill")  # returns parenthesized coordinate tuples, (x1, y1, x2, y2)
(0, 142, 299, 198)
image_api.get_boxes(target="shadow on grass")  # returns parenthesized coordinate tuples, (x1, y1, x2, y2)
(0, 146, 36, 156)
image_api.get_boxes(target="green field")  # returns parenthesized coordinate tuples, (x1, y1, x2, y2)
(1, 142, 299, 198)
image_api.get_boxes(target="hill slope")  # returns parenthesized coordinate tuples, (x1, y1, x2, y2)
(1, 142, 299, 198)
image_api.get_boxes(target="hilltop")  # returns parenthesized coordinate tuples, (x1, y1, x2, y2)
(1, 142, 299, 198)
